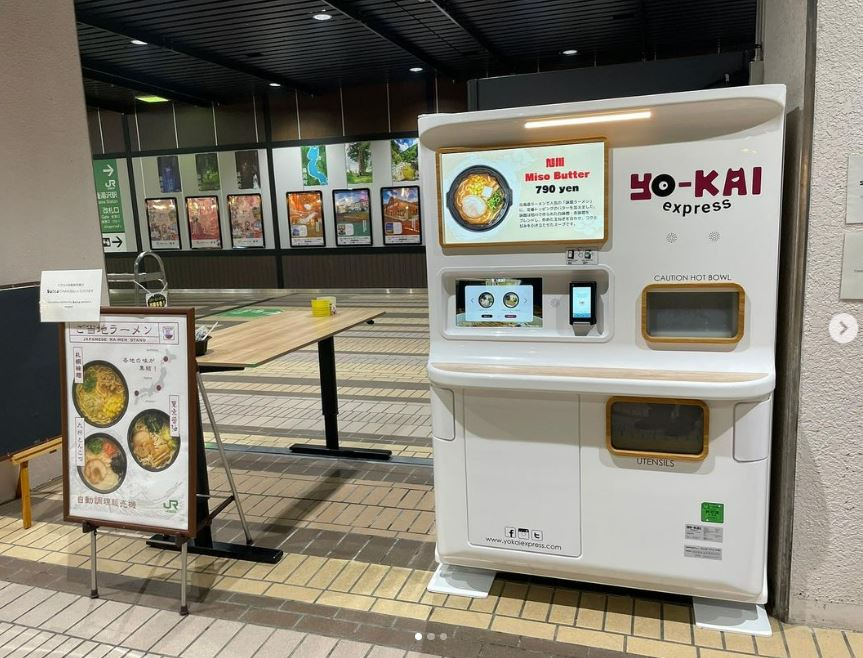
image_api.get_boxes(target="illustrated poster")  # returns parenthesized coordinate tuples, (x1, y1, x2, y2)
(145, 198, 181, 250)
(381, 186, 421, 244)
(62, 310, 195, 534)
(391, 138, 418, 182)
(157, 155, 182, 193)
(333, 189, 372, 246)
(345, 142, 372, 183)
(301, 145, 328, 186)
(186, 196, 222, 249)
(196, 153, 220, 191)
(438, 140, 607, 247)
(235, 150, 260, 190)
(228, 194, 265, 248)
(287, 191, 325, 247)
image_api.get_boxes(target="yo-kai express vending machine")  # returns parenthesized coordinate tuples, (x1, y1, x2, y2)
(418, 85, 785, 635)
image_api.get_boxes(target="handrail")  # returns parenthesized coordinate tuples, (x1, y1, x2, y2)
(106, 251, 168, 305)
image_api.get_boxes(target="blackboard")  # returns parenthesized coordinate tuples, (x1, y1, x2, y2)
(0, 284, 61, 458)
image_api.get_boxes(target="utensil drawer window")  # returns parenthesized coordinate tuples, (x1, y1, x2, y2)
(607, 398, 708, 460)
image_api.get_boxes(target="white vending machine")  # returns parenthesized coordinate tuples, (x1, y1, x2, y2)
(419, 85, 785, 635)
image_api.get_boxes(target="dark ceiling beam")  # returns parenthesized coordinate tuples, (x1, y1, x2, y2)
(322, 0, 460, 79)
(80, 57, 217, 107)
(75, 9, 314, 94)
(84, 96, 134, 115)
(425, 0, 509, 67)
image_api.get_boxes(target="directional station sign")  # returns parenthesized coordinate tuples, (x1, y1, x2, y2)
(101, 233, 125, 252)
(93, 159, 126, 251)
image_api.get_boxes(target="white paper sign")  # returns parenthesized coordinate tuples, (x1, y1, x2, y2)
(840, 231, 863, 300)
(40, 269, 102, 322)
(846, 155, 863, 224)
(64, 312, 192, 533)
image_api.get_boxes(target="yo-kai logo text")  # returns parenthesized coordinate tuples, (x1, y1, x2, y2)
(630, 167, 763, 216)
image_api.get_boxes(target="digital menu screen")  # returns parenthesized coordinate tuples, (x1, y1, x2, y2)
(438, 140, 606, 248)
(456, 278, 542, 327)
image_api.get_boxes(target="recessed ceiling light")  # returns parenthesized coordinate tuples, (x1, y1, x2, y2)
(130, 39, 147, 46)
(269, 82, 281, 87)
(313, 12, 332, 21)
(135, 95, 169, 103)
(561, 49, 578, 55)
(410, 66, 423, 72)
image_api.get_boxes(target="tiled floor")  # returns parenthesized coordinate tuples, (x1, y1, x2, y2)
(2, 452, 861, 657)
(6, 289, 860, 657)
(0, 579, 437, 657)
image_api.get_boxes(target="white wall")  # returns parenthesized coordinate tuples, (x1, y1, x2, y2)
(764, 0, 863, 630)
(0, 0, 106, 498)
(0, 0, 106, 285)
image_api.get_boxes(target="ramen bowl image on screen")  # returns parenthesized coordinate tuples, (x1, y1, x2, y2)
(79, 433, 127, 494)
(127, 409, 180, 472)
(445, 165, 512, 231)
(73, 361, 129, 428)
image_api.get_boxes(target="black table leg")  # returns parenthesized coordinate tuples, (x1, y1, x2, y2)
(148, 395, 283, 563)
(290, 337, 391, 461)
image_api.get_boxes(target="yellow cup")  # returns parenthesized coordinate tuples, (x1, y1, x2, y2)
(311, 299, 332, 317)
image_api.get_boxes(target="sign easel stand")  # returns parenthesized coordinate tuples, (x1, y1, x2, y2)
(12, 437, 62, 529)
(85, 523, 191, 615)
(147, 368, 282, 563)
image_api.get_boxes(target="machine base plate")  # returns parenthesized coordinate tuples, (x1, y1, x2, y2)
(427, 563, 496, 598)
(692, 597, 772, 636)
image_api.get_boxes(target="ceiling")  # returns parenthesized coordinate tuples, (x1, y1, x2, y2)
(76, 0, 758, 112)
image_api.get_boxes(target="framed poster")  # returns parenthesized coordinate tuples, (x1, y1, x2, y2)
(157, 155, 182, 193)
(333, 188, 372, 246)
(345, 142, 372, 183)
(286, 191, 325, 247)
(437, 139, 608, 248)
(301, 145, 328, 185)
(61, 308, 197, 536)
(381, 186, 421, 245)
(227, 193, 265, 248)
(195, 153, 220, 191)
(185, 196, 222, 249)
(235, 150, 260, 190)
(145, 198, 181, 250)
(391, 138, 418, 182)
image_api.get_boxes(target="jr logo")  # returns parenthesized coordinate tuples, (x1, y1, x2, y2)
(630, 167, 763, 201)
(163, 499, 179, 513)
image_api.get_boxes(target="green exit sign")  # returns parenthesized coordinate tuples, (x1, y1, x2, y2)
(701, 502, 725, 523)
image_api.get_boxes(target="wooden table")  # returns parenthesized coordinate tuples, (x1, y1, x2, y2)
(149, 307, 386, 565)
(198, 307, 388, 460)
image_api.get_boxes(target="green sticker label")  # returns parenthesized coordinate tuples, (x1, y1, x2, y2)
(701, 502, 724, 523)
(220, 307, 284, 318)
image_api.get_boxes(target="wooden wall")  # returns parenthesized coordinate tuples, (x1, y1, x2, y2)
(105, 248, 427, 290)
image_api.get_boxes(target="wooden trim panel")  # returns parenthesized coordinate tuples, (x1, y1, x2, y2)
(641, 282, 746, 345)
(430, 362, 766, 384)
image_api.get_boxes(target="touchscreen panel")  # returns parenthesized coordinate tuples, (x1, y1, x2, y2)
(570, 282, 596, 324)
(456, 278, 542, 327)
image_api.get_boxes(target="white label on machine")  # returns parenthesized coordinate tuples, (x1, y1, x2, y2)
(685, 524, 724, 543)
(684, 545, 723, 560)
(566, 249, 598, 265)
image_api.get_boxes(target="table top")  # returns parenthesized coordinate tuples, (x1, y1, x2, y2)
(196, 307, 384, 369)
